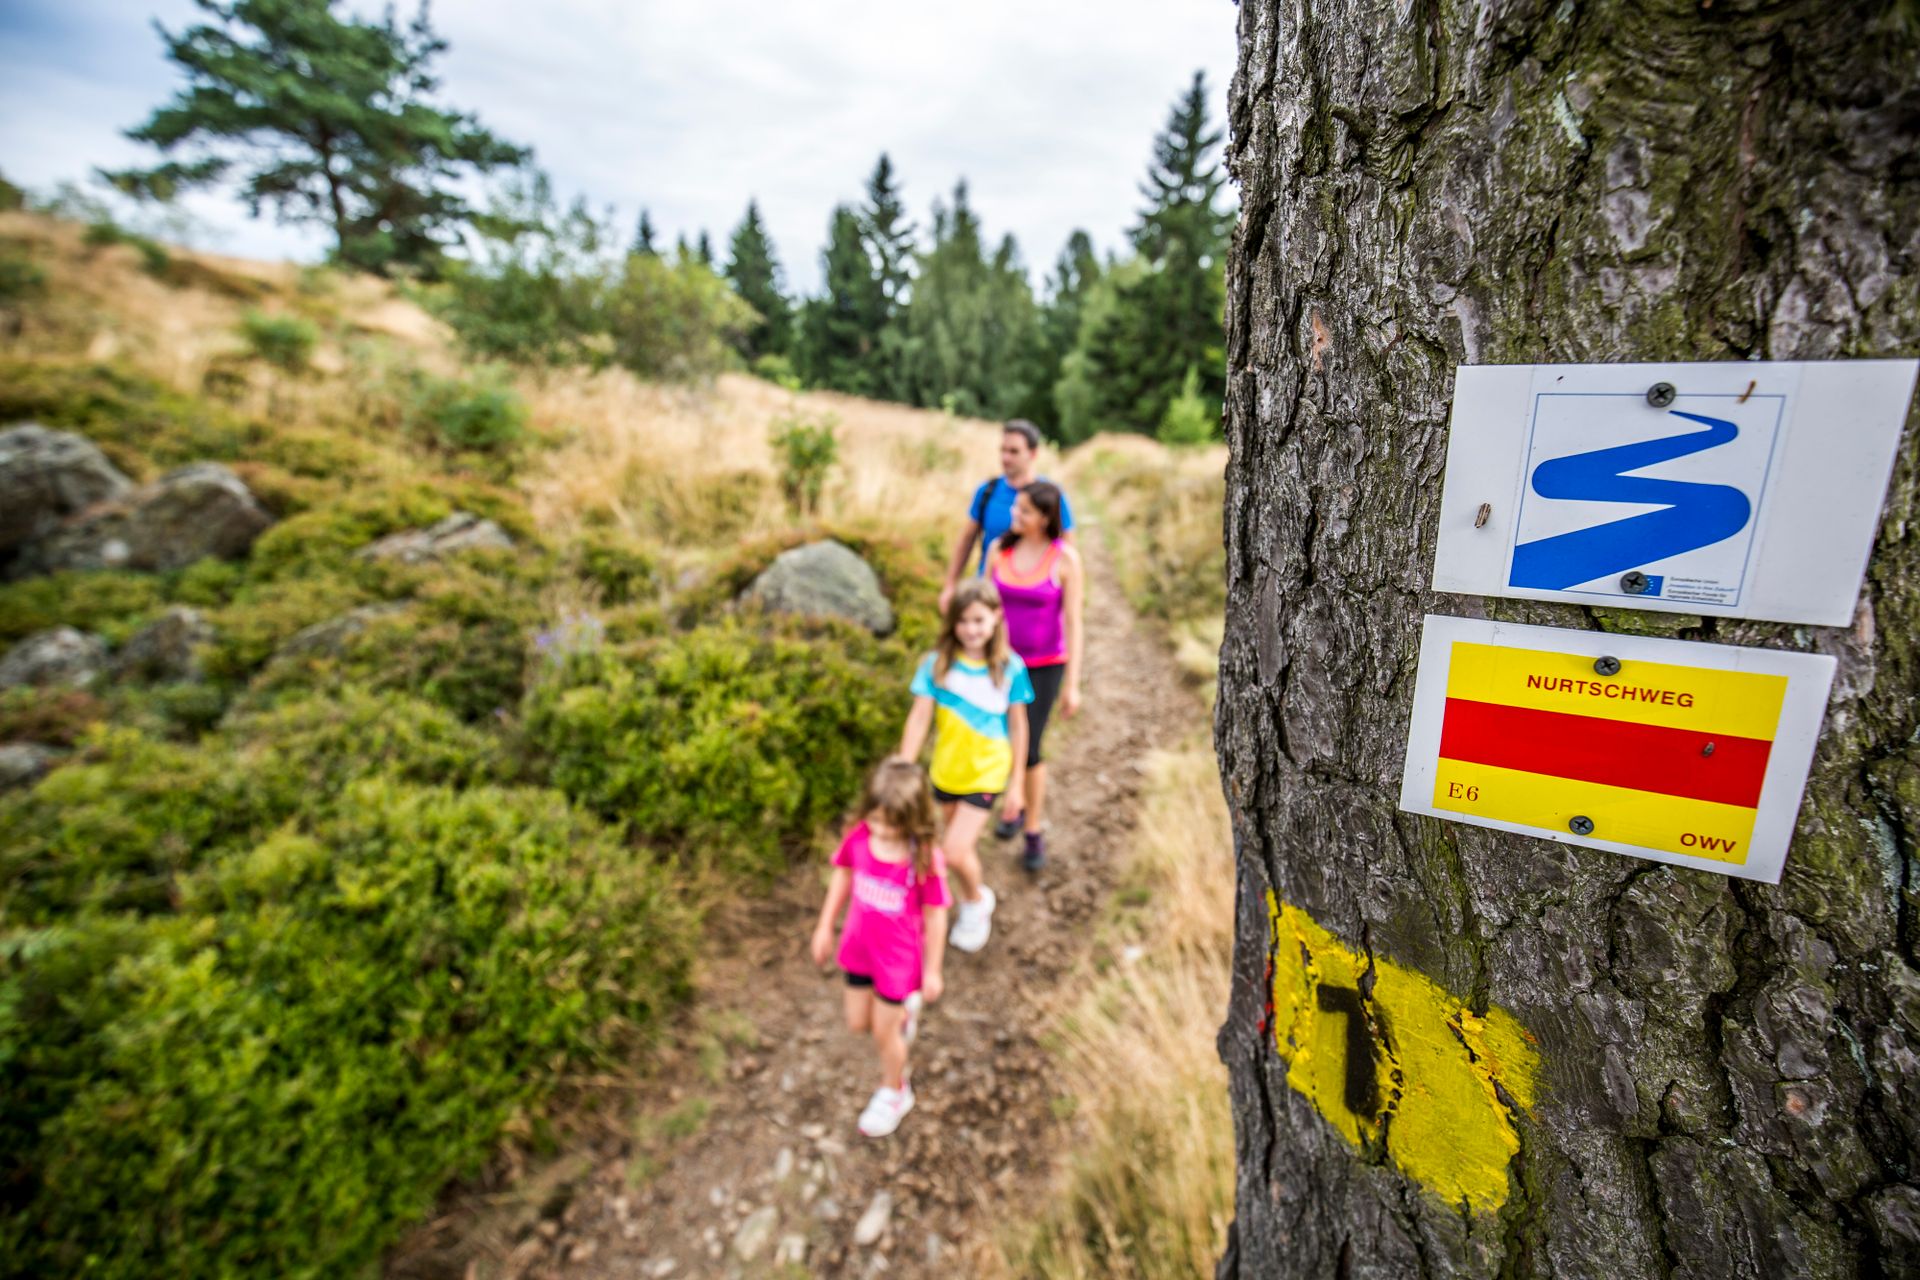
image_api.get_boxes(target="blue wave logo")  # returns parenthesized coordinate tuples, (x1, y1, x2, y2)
(1509, 411, 1752, 591)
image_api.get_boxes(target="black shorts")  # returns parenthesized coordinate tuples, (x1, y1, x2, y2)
(1025, 663, 1065, 767)
(932, 786, 996, 809)
(844, 971, 905, 1005)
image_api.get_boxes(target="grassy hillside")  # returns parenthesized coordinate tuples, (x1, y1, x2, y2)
(0, 212, 1003, 1278)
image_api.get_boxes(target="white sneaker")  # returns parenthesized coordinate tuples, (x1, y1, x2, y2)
(902, 991, 924, 1046)
(857, 1080, 915, 1137)
(948, 886, 997, 953)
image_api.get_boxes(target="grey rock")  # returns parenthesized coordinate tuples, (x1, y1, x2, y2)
(112, 606, 214, 682)
(644, 1260, 678, 1278)
(772, 1147, 794, 1181)
(743, 539, 894, 635)
(731, 1205, 779, 1262)
(775, 1234, 807, 1266)
(0, 424, 132, 555)
(0, 627, 108, 690)
(12, 462, 271, 576)
(270, 603, 409, 665)
(852, 1190, 892, 1247)
(0, 743, 61, 791)
(357, 512, 514, 564)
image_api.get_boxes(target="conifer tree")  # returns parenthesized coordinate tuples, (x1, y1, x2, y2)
(895, 182, 1038, 418)
(723, 200, 791, 359)
(795, 205, 883, 393)
(105, 0, 525, 276)
(695, 231, 714, 268)
(1017, 229, 1102, 428)
(630, 209, 657, 257)
(861, 154, 916, 314)
(1062, 70, 1230, 433)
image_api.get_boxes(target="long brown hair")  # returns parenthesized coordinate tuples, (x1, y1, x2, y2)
(861, 756, 938, 878)
(934, 578, 1011, 687)
(998, 480, 1064, 550)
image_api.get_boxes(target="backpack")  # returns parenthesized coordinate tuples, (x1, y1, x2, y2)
(972, 476, 1001, 570)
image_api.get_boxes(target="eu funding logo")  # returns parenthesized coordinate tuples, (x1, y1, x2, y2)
(1506, 392, 1786, 608)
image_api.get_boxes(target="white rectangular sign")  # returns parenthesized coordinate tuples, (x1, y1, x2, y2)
(1431, 360, 1917, 626)
(1398, 615, 1836, 883)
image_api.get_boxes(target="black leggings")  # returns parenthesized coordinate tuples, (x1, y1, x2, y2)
(1025, 663, 1064, 767)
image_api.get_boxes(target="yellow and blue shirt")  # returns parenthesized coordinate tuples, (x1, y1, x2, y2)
(911, 653, 1035, 796)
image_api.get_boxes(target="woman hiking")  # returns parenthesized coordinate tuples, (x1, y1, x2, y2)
(988, 481, 1083, 871)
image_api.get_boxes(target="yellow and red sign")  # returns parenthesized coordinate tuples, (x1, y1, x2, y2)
(1400, 616, 1835, 882)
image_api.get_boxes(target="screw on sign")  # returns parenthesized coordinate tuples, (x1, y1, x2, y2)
(1264, 893, 1542, 1212)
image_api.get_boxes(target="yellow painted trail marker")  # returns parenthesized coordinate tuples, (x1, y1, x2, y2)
(1265, 893, 1541, 1213)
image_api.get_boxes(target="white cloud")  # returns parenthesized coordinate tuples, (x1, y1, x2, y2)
(0, 0, 1238, 292)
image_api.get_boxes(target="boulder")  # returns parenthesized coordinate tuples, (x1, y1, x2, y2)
(112, 606, 215, 682)
(0, 423, 133, 555)
(12, 462, 273, 576)
(0, 743, 61, 792)
(743, 540, 894, 635)
(0, 627, 109, 690)
(357, 512, 514, 565)
(270, 603, 411, 665)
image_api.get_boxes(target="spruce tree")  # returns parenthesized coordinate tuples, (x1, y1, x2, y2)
(723, 200, 791, 359)
(895, 182, 1037, 418)
(631, 209, 657, 256)
(861, 154, 916, 314)
(696, 231, 714, 268)
(795, 205, 883, 393)
(1063, 70, 1230, 433)
(105, 0, 525, 276)
(1017, 229, 1101, 428)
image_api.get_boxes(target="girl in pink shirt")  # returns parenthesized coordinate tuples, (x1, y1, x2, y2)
(810, 758, 951, 1137)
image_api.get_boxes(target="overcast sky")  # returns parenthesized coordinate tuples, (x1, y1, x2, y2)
(0, 1, 1239, 294)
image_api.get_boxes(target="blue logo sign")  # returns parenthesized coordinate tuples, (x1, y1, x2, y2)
(1511, 412, 1751, 590)
(1506, 394, 1784, 608)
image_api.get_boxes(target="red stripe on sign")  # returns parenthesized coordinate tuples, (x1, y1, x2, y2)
(1438, 698, 1772, 808)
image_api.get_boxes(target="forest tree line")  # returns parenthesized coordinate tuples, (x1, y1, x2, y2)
(89, 0, 1232, 444)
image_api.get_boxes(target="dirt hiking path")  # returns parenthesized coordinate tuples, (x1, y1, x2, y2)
(391, 528, 1198, 1279)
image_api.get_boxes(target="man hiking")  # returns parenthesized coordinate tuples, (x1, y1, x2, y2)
(937, 420, 1076, 615)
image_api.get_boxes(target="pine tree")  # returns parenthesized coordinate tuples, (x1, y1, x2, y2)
(696, 231, 714, 268)
(104, 0, 525, 276)
(723, 200, 791, 360)
(1062, 70, 1230, 434)
(630, 209, 657, 256)
(895, 182, 1037, 418)
(1016, 229, 1101, 429)
(861, 154, 916, 314)
(795, 205, 883, 393)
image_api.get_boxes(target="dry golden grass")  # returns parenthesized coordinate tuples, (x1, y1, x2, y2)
(519, 368, 1005, 550)
(991, 736, 1236, 1279)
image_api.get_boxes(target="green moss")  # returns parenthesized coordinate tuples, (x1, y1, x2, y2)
(0, 569, 168, 645)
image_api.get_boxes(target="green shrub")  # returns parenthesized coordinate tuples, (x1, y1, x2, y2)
(1157, 364, 1218, 446)
(0, 688, 107, 747)
(1, 768, 695, 1279)
(408, 371, 528, 452)
(768, 410, 839, 516)
(605, 253, 756, 381)
(523, 619, 909, 879)
(84, 221, 173, 278)
(238, 310, 319, 373)
(0, 172, 23, 211)
(751, 352, 803, 391)
(0, 360, 257, 472)
(0, 570, 168, 645)
(574, 534, 659, 605)
(0, 249, 44, 303)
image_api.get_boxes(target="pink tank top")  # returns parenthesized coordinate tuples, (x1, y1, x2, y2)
(992, 541, 1066, 667)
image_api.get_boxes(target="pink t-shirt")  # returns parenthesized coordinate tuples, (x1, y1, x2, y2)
(833, 821, 951, 1002)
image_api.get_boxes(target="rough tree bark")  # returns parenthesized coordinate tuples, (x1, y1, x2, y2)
(1215, 4, 1920, 1277)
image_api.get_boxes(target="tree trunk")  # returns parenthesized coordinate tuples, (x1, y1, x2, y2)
(1214, 4, 1920, 1278)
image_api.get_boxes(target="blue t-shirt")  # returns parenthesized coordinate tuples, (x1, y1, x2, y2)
(969, 477, 1074, 573)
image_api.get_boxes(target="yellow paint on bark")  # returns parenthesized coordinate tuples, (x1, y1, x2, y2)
(1266, 893, 1542, 1212)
